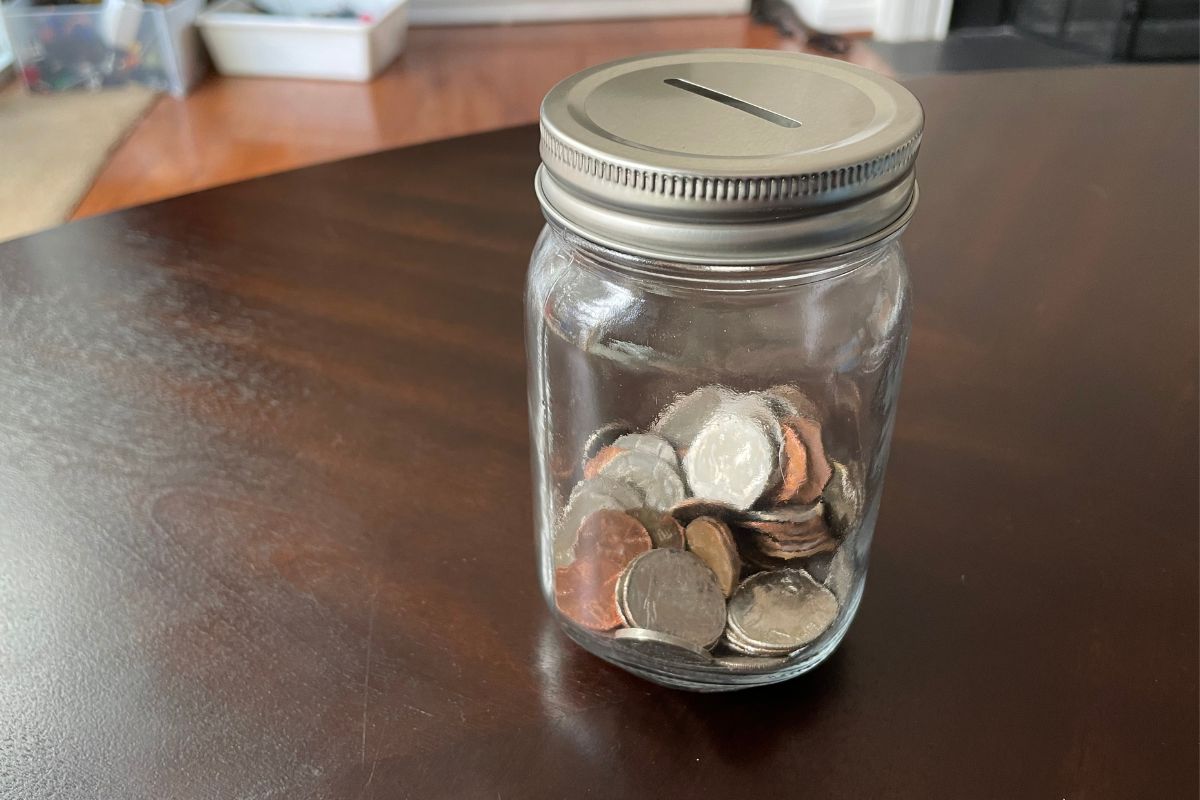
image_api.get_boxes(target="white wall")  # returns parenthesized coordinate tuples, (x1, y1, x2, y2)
(408, 0, 749, 25)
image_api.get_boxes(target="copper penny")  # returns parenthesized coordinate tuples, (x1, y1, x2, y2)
(553, 477, 642, 567)
(554, 559, 624, 632)
(752, 534, 836, 559)
(582, 421, 633, 465)
(751, 521, 835, 546)
(684, 516, 741, 597)
(770, 422, 810, 504)
(572, 509, 653, 568)
(763, 385, 821, 421)
(555, 513, 649, 633)
(785, 416, 833, 504)
(735, 514, 836, 562)
(737, 514, 831, 542)
(583, 444, 625, 480)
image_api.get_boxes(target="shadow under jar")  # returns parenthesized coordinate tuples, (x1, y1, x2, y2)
(525, 50, 923, 691)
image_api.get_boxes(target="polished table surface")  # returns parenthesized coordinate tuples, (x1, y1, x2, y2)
(0, 65, 1196, 799)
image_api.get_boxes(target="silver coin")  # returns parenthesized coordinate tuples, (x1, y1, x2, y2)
(723, 393, 784, 448)
(740, 501, 825, 525)
(726, 568, 839, 653)
(611, 432, 679, 467)
(683, 412, 777, 510)
(554, 479, 642, 567)
(598, 449, 686, 512)
(824, 460, 863, 539)
(617, 549, 727, 649)
(825, 545, 854, 602)
(711, 653, 791, 672)
(571, 475, 644, 510)
(628, 507, 685, 550)
(582, 421, 634, 466)
(614, 558, 634, 620)
(613, 627, 714, 665)
(803, 550, 836, 584)
(720, 621, 800, 658)
(652, 386, 735, 450)
(720, 626, 778, 657)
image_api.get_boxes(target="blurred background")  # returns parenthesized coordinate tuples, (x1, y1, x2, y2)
(0, 0, 1196, 243)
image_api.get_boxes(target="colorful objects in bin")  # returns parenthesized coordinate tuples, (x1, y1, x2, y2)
(19, 0, 171, 92)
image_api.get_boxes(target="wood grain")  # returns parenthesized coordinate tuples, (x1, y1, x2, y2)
(72, 17, 887, 221)
(1, 65, 1196, 799)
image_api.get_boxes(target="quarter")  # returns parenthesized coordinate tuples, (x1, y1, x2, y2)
(617, 549, 727, 649)
(726, 568, 839, 653)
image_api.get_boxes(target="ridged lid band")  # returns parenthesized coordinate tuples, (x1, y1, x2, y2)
(536, 166, 918, 266)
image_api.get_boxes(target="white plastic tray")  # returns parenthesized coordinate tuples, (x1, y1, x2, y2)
(198, 0, 408, 82)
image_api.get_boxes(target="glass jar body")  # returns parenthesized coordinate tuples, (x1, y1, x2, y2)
(525, 224, 912, 691)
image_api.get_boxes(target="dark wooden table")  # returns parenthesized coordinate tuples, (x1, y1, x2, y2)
(0, 65, 1195, 799)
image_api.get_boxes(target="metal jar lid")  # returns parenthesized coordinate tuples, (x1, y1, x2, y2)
(536, 49, 924, 266)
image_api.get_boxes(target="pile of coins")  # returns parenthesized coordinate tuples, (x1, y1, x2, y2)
(552, 385, 864, 665)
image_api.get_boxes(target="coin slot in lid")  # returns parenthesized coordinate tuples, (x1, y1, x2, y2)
(537, 50, 924, 264)
(662, 78, 803, 129)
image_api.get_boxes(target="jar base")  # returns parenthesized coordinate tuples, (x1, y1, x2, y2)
(562, 580, 864, 692)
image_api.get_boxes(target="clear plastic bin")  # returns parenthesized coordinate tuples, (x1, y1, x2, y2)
(2, 0, 206, 95)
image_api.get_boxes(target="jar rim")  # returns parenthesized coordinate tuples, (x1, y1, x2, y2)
(544, 213, 911, 292)
(539, 177, 917, 278)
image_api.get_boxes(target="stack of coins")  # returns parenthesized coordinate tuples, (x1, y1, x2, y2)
(552, 385, 865, 667)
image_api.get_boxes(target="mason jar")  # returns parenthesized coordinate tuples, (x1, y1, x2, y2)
(525, 50, 922, 690)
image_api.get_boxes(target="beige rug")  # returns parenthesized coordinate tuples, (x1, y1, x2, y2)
(0, 83, 157, 242)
